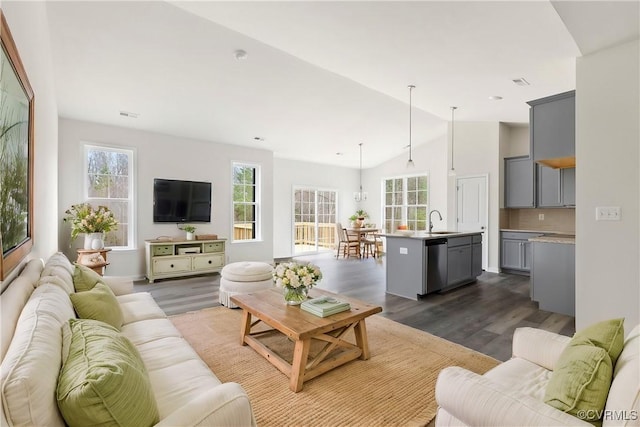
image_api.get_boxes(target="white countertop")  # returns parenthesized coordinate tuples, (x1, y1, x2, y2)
(382, 231, 482, 240)
(500, 228, 574, 234)
(528, 235, 575, 244)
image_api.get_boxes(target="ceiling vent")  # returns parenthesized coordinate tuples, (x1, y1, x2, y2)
(119, 111, 139, 118)
(512, 78, 530, 86)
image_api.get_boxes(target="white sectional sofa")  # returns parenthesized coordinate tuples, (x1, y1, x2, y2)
(1, 253, 256, 427)
(435, 325, 639, 426)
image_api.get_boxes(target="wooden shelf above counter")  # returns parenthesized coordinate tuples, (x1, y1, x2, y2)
(536, 156, 576, 169)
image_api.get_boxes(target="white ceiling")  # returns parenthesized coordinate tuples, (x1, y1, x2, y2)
(44, 1, 639, 168)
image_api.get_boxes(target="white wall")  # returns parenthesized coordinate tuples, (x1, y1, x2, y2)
(575, 39, 639, 332)
(58, 119, 274, 277)
(367, 134, 449, 230)
(272, 158, 358, 258)
(504, 125, 530, 158)
(1, 2, 59, 287)
(447, 122, 501, 272)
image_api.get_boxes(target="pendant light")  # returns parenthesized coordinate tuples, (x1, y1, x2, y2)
(406, 85, 416, 168)
(354, 142, 368, 202)
(449, 106, 458, 174)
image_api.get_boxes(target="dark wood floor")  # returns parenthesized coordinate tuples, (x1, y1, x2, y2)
(134, 251, 574, 361)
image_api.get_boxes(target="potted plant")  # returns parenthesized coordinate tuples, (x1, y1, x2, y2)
(182, 225, 196, 240)
(350, 209, 369, 228)
(63, 203, 118, 249)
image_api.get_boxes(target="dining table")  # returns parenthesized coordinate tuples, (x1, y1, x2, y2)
(345, 227, 381, 258)
(346, 227, 380, 238)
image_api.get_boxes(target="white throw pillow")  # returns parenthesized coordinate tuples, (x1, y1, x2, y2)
(1, 284, 75, 427)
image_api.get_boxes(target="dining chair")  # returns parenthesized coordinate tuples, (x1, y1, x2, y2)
(362, 231, 381, 258)
(335, 223, 360, 258)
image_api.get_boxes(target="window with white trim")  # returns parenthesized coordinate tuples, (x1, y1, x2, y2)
(232, 163, 260, 241)
(84, 144, 135, 248)
(383, 175, 428, 233)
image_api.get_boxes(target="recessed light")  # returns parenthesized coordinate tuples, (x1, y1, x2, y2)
(234, 49, 248, 60)
(119, 111, 139, 118)
(488, 95, 503, 101)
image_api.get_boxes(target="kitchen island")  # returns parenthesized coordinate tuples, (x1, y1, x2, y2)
(529, 234, 575, 316)
(384, 232, 483, 300)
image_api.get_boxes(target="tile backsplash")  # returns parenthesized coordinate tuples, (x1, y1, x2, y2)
(501, 208, 575, 234)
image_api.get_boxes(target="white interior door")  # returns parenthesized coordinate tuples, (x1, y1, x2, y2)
(456, 175, 488, 270)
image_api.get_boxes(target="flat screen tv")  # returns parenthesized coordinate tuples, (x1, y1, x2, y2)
(153, 178, 211, 223)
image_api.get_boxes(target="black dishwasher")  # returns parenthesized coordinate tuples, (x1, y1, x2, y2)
(423, 238, 447, 295)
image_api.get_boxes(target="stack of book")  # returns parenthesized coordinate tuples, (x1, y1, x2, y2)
(301, 296, 351, 317)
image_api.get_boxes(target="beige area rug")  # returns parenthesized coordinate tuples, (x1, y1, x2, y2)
(170, 307, 499, 427)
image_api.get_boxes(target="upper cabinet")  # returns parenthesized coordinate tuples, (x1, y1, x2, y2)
(505, 156, 535, 208)
(528, 90, 575, 168)
(537, 165, 575, 208)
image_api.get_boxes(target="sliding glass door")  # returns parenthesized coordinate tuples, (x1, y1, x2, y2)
(293, 187, 337, 255)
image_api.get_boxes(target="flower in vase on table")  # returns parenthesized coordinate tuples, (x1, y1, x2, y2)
(63, 203, 118, 241)
(273, 262, 322, 303)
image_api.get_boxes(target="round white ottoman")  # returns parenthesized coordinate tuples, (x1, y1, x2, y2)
(219, 261, 274, 308)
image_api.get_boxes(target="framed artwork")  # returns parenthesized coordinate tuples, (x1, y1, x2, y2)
(1, 10, 35, 280)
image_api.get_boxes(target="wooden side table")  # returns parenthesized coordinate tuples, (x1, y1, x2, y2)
(76, 248, 112, 276)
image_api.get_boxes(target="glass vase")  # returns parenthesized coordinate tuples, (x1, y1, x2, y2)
(283, 286, 308, 305)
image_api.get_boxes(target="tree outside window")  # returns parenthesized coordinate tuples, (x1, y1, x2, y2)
(383, 175, 428, 233)
(85, 145, 134, 248)
(233, 163, 259, 241)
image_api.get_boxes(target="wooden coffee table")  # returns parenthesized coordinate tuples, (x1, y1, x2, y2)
(230, 287, 382, 392)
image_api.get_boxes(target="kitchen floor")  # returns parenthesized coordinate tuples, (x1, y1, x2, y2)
(296, 252, 575, 361)
(135, 251, 575, 362)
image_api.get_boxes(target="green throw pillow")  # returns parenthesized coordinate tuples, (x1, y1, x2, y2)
(57, 318, 159, 427)
(70, 282, 124, 329)
(73, 262, 105, 292)
(573, 318, 624, 366)
(544, 337, 613, 422)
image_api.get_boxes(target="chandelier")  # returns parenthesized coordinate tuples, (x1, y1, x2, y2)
(407, 85, 416, 168)
(354, 142, 368, 202)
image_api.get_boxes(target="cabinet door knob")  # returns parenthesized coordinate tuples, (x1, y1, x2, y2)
(170, 264, 174, 268)
(208, 260, 212, 264)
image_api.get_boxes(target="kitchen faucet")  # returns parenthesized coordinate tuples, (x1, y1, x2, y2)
(429, 209, 443, 233)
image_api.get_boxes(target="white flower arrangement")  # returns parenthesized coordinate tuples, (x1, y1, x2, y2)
(273, 261, 323, 291)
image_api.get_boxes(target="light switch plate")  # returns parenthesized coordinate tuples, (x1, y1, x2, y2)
(399, 247, 408, 255)
(538, 214, 544, 221)
(596, 206, 621, 221)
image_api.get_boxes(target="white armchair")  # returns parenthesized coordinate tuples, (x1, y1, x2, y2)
(435, 325, 640, 426)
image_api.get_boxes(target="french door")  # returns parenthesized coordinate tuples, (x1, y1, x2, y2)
(292, 187, 338, 255)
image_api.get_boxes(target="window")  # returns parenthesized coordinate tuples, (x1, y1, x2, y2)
(84, 145, 134, 248)
(293, 188, 337, 254)
(232, 163, 260, 241)
(383, 175, 428, 233)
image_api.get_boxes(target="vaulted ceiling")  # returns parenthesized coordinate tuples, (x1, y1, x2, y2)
(45, 1, 639, 168)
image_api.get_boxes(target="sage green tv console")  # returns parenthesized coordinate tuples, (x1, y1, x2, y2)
(145, 238, 226, 283)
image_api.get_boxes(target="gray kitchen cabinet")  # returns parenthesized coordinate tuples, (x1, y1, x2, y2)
(385, 237, 425, 300)
(531, 241, 575, 316)
(500, 231, 544, 275)
(537, 165, 576, 208)
(528, 91, 575, 162)
(385, 233, 483, 300)
(537, 165, 561, 207)
(447, 236, 472, 287)
(472, 241, 483, 278)
(562, 167, 576, 206)
(505, 156, 534, 208)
